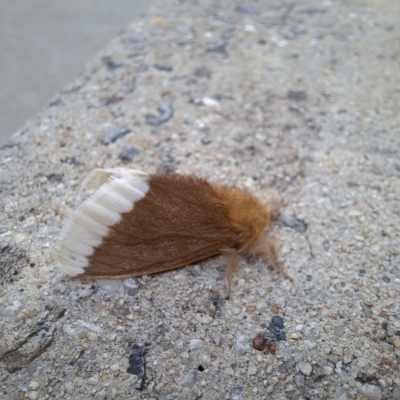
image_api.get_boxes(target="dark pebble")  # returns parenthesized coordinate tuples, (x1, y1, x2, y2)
(215, 14, 237, 24)
(201, 138, 212, 145)
(231, 387, 243, 398)
(151, 28, 166, 37)
(91, 95, 123, 108)
(157, 163, 176, 175)
(103, 57, 123, 71)
(322, 240, 330, 251)
(268, 316, 286, 341)
(118, 147, 140, 162)
(280, 216, 307, 232)
(382, 276, 390, 283)
(298, 8, 328, 15)
(145, 103, 174, 126)
(49, 98, 64, 107)
(284, 26, 308, 40)
(111, 307, 130, 317)
(194, 66, 212, 79)
(332, 32, 347, 41)
(60, 157, 80, 166)
(360, 303, 373, 318)
(235, 4, 259, 15)
(101, 126, 131, 145)
(161, 154, 175, 163)
(46, 173, 63, 183)
(206, 42, 227, 55)
(252, 334, 266, 351)
(131, 32, 147, 43)
(122, 81, 135, 94)
(221, 27, 235, 41)
(287, 90, 307, 102)
(110, 105, 123, 118)
(359, 269, 366, 275)
(154, 62, 173, 72)
(127, 344, 145, 390)
(136, 64, 149, 73)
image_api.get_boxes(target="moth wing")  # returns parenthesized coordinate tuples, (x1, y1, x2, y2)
(80, 174, 239, 278)
(56, 169, 150, 276)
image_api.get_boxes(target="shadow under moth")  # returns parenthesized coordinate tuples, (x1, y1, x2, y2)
(57, 168, 292, 296)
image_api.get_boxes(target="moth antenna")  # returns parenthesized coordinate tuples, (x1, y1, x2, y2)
(249, 236, 293, 282)
(223, 249, 239, 299)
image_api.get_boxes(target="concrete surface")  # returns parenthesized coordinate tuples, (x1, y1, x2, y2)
(0, 0, 157, 146)
(1, 0, 400, 399)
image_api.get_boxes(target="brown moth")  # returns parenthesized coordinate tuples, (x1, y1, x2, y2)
(57, 168, 292, 295)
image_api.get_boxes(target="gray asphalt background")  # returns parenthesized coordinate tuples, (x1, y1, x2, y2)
(0, 1, 156, 145)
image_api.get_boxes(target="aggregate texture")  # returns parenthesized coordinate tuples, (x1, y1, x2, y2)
(1, 1, 400, 399)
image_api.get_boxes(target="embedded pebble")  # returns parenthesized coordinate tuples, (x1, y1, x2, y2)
(334, 325, 344, 337)
(123, 278, 140, 296)
(236, 331, 251, 356)
(101, 126, 130, 145)
(231, 387, 243, 400)
(26, 361, 38, 376)
(235, 4, 259, 15)
(154, 62, 173, 71)
(91, 302, 106, 313)
(111, 307, 130, 317)
(189, 339, 203, 351)
(359, 384, 382, 400)
(303, 340, 315, 350)
(180, 369, 197, 387)
(127, 345, 145, 390)
(96, 279, 123, 295)
(247, 365, 257, 375)
(393, 385, 400, 400)
(298, 362, 312, 376)
(145, 103, 173, 126)
(270, 304, 280, 314)
(361, 302, 373, 318)
(122, 81, 135, 94)
(28, 381, 40, 390)
(334, 386, 347, 400)
(252, 333, 266, 351)
(284, 25, 308, 40)
(76, 319, 104, 334)
(110, 105, 122, 118)
(206, 42, 227, 55)
(280, 216, 307, 232)
(118, 147, 140, 162)
(88, 375, 99, 385)
(268, 316, 286, 341)
(27, 392, 39, 400)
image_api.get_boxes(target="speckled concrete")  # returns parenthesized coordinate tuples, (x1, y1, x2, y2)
(1, 1, 399, 399)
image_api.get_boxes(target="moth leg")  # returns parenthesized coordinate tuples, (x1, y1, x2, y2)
(251, 236, 293, 282)
(224, 249, 239, 299)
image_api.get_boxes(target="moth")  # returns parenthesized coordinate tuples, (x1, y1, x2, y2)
(57, 168, 292, 296)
